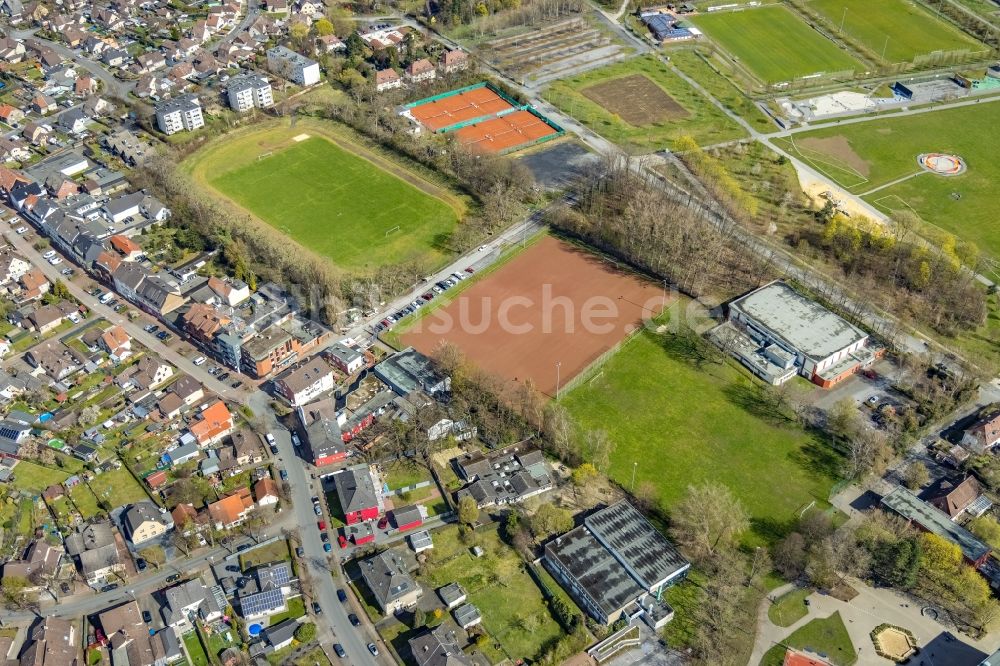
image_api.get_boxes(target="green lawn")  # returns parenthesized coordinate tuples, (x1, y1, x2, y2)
(768, 588, 812, 627)
(542, 54, 746, 152)
(691, 6, 862, 83)
(182, 631, 209, 666)
(239, 539, 291, 569)
(195, 126, 461, 272)
(668, 49, 775, 133)
(761, 612, 856, 665)
(420, 526, 564, 661)
(774, 101, 1000, 260)
(383, 461, 431, 490)
(88, 468, 148, 508)
(267, 596, 305, 626)
(11, 461, 69, 493)
(809, 0, 985, 63)
(68, 484, 101, 519)
(561, 323, 840, 544)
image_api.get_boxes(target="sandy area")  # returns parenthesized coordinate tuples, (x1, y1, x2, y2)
(292, 133, 311, 142)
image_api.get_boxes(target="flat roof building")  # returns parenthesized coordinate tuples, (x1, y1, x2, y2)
(544, 501, 687, 628)
(374, 347, 449, 397)
(881, 486, 992, 568)
(227, 73, 273, 113)
(726, 281, 878, 387)
(154, 95, 204, 135)
(266, 46, 319, 86)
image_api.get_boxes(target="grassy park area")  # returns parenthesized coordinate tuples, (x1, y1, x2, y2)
(691, 6, 861, 83)
(761, 612, 857, 665)
(774, 101, 1000, 259)
(561, 322, 840, 544)
(185, 121, 464, 272)
(543, 54, 745, 152)
(768, 588, 812, 627)
(809, 0, 985, 63)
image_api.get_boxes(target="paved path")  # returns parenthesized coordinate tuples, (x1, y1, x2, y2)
(10, 28, 134, 98)
(750, 579, 1000, 666)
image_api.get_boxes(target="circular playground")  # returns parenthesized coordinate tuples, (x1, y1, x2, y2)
(917, 153, 966, 176)
(871, 624, 918, 663)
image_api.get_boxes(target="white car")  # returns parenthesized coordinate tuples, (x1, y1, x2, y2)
(193, 356, 207, 366)
(42, 250, 56, 259)
(15, 226, 27, 234)
(67, 313, 80, 324)
(48, 257, 62, 265)
(265, 433, 276, 445)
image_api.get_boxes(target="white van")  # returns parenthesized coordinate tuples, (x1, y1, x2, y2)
(193, 356, 207, 366)
(99, 292, 114, 305)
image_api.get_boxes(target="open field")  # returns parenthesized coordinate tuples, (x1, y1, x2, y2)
(420, 525, 564, 661)
(401, 235, 667, 397)
(668, 49, 775, 132)
(761, 612, 856, 665)
(808, 0, 985, 63)
(773, 101, 1000, 259)
(543, 54, 746, 152)
(582, 74, 689, 125)
(560, 321, 840, 544)
(185, 121, 463, 272)
(690, 6, 862, 83)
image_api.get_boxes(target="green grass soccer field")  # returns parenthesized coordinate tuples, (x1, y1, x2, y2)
(194, 125, 461, 271)
(542, 54, 746, 152)
(809, 0, 985, 63)
(775, 101, 1000, 260)
(691, 6, 862, 83)
(561, 322, 840, 544)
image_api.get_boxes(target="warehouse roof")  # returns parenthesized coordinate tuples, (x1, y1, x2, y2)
(731, 281, 867, 360)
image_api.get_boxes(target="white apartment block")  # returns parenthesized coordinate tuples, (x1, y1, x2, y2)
(266, 46, 320, 86)
(155, 94, 204, 135)
(227, 73, 274, 113)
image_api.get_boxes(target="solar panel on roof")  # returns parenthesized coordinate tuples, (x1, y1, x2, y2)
(240, 588, 284, 616)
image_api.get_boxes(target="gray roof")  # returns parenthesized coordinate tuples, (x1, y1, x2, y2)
(545, 525, 644, 618)
(881, 486, 991, 563)
(584, 501, 689, 591)
(266, 45, 316, 68)
(408, 626, 473, 666)
(392, 504, 421, 527)
(335, 466, 378, 515)
(374, 347, 448, 397)
(263, 618, 297, 647)
(327, 342, 363, 366)
(360, 550, 419, 609)
(730, 281, 867, 361)
(122, 501, 171, 541)
(228, 72, 269, 93)
(155, 93, 201, 114)
(452, 603, 480, 627)
(436, 583, 465, 606)
(105, 191, 144, 217)
(164, 579, 219, 623)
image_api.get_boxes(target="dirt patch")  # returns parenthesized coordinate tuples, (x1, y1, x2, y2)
(798, 135, 871, 177)
(401, 236, 667, 397)
(581, 74, 690, 126)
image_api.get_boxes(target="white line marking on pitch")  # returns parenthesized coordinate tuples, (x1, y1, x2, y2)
(292, 133, 311, 142)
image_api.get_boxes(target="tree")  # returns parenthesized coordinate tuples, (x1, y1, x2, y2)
(413, 608, 427, 628)
(773, 532, 808, 580)
(139, 545, 166, 570)
(585, 429, 615, 473)
(458, 496, 479, 526)
(51, 279, 70, 300)
(870, 538, 921, 589)
(669, 482, 749, 564)
(294, 622, 317, 642)
(903, 461, 930, 490)
(1, 576, 34, 611)
(314, 18, 334, 35)
(530, 503, 573, 540)
(570, 463, 597, 486)
(543, 404, 576, 464)
(970, 515, 1000, 550)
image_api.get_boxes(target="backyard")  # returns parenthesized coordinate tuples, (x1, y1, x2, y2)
(418, 525, 565, 662)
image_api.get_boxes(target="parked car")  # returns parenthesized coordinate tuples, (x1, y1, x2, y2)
(14, 226, 27, 234)
(312, 601, 322, 614)
(333, 644, 346, 659)
(291, 432, 301, 447)
(217, 372, 230, 382)
(323, 542, 332, 552)
(337, 589, 348, 603)
(193, 356, 206, 366)
(48, 257, 62, 265)
(279, 469, 288, 480)
(367, 643, 379, 657)
(265, 433, 276, 445)
(271, 444, 279, 455)
(166, 574, 180, 583)
(225, 565, 240, 573)
(318, 521, 326, 530)
(349, 613, 360, 627)
(42, 250, 56, 259)
(136, 558, 147, 572)
(465, 267, 475, 274)
(237, 543, 251, 552)
(296, 547, 304, 557)
(142, 611, 152, 623)
(320, 532, 329, 542)
(61, 267, 75, 275)
(313, 504, 322, 516)
(377, 516, 388, 530)
(231, 380, 242, 389)
(100, 583, 119, 592)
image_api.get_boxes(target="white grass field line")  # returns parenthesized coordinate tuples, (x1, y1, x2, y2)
(787, 134, 870, 190)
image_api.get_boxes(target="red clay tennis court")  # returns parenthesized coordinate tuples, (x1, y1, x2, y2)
(455, 110, 560, 153)
(408, 86, 515, 132)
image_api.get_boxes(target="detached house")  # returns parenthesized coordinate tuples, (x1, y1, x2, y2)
(122, 500, 173, 546)
(963, 410, 1000, 453)
(375, 68, 401, 92)
(405, 58, 435, 83)
(207, 487, 254, 529)
(189, 401, 234, 447)
(99, 324, 132, 361)
(439, 49, 468, 74)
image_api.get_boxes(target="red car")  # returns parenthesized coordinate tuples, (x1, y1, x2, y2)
(318, 521, 326, 530)
(338, 535, 348, 548)
(465, 267, 475, 274)
(377, 516, 389, 530)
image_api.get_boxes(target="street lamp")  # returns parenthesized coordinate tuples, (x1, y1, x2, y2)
(630, 461, 637, 492)
(555, 361, 562, 400)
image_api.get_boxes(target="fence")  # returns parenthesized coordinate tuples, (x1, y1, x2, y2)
(557, 323, 647, 397)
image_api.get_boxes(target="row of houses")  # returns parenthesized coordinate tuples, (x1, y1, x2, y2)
(375, 49, 469, 92)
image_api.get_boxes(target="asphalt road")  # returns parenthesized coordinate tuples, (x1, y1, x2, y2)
(10, 29, 135, 98)
(249, 391, 382, 666)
